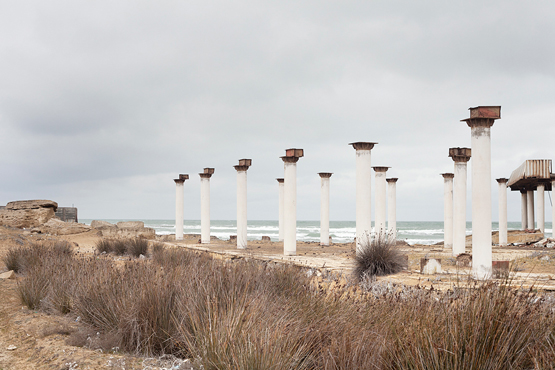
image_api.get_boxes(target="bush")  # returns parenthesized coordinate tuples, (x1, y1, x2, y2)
(3, 248, 22, 272)
(95, 239, 113, 254)
(354, 233, 406, 280)
(126, 238, 149, 257)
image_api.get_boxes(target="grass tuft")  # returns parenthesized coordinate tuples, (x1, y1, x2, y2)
(126, 238, 149, 257)
(354, 232, 406, 280)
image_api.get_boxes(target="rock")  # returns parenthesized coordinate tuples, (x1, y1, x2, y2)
(90, 220, 115, 228)
(98, 221, 155, 239)
(0, 270, 15, 279)
(421, 258, 442, 274)
(0, 207, 56, 228)
(6, 200, 58, 210)
(117, 221, 145, 229)
(6, 345, 17, 351)
(456, 253, 472, 267)
(38, 218, 91, 235)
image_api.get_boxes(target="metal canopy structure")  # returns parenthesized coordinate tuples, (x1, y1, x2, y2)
(507, 159, 552, 191)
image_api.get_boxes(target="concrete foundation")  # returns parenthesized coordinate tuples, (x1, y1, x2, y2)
(449, 147, 471, 256)
(441, 173, 454, 249)
(537, 183, 545, 233)
(174, 174, 189, 241)
(234, 159, 252, 249)
(318, 173, 332, 246)
(553, 179, 555, 238)
(527, 190, 535, 230)
(462, 105, 500, 279)
(496, 178, 508, 246)
(277, 178, 285, 241)
(373, 167, 389, 236)
(282, 149, 303, 256)
(350, 142, 377, 254)
(199, 168, 214, 244)
(521, 190, 528, 230)
(387, 178, 398, 239)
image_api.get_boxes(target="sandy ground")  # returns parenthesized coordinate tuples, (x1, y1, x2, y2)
(0, 227, 554, 369)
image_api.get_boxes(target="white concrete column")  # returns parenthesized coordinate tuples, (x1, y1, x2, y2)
(449, 148, 471, 256)
(552, 180, 555, 238)
(537, 184, 545, 233)
(282, 149, 303, 256)
(527, 190, 535, 230)
(199, 168, 214, 244)
(521, 190, 528, 230)
(496, 178, 508, 247)
(174, 174, 189, 241)
(350, 142, 377, 254)
(234, 159, 252, 249)
(463, 106, 500, 279)
(387, 178, 398, 240)
(277, 178, 285, 241)
(373, 166, 389, 236)
(318, 173, 332, 246)
(441, 173, 454, 249)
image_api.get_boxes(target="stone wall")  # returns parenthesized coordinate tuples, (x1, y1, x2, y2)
(91, 220, 156, 239)
(0, 200, 58, 228)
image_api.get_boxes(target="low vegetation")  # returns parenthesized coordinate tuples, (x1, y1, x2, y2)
(94, 237, 149, 257)
(9, 240, 555, 369)
(354, 232, 407, 280)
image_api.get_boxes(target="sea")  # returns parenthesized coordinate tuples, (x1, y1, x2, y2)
(79, 220, 553, 245)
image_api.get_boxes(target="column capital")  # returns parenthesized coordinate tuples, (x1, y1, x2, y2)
(441, 173, 454, 179)
(276, 178, 284, 183)
(179, 174, 189, 181)
(350, 142, 377, 150)
(449, 147, 471, 162)
(372, 166, 390, 172)
(199, 173, 213, 179)
(461, 106, 501, 128)
(284, 148, 304, 158)
(174, 178, 185, 184)
(234, 165, 250, 172)
(496, 178, 508, 184)
(386, 178, 398, 183)
(318, 172, 333, 178)
(281, 156, 300, 163)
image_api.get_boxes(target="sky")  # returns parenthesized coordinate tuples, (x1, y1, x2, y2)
(1, 0, 555, 222)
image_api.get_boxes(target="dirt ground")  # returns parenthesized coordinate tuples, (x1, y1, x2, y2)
(1, 227, 554, 369)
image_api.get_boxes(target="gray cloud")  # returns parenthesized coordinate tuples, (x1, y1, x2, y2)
(1, 0, 554, 222)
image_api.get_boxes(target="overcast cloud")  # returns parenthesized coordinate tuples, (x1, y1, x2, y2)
(1, 0, 554, 222)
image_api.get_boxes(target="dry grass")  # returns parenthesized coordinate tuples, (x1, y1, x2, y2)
(354, 233, 406, 280)
(95, 238, 149, 257)
(12, 241, 555, 369)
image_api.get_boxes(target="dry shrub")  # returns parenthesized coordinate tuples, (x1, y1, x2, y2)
(2, 248, 22, 272)
(95, 239, 113, 254)
(95, 238, 148, 258)
(14, 244, 555, 368)
(126, 238, 149, 257)
(383, 281, 555, 370)
(354, 233, 406, 280)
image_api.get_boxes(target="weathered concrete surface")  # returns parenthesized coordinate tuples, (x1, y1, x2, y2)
(38, 218, 91, 235)
(90, 220, 115, 228)
(92, 220, 155, 239)
(0, 200, 59, 228)
(5, 200, 58, 210)
(490, 230, 544, 245)
(116, 221, 145, 229)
